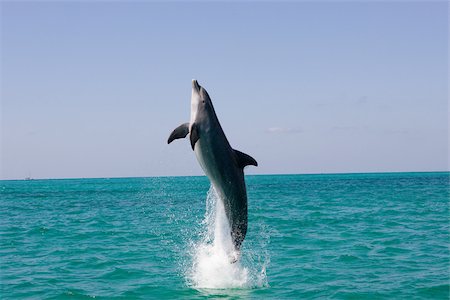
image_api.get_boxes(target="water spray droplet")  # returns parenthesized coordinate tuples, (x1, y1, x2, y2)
(186, 186, 269, 289)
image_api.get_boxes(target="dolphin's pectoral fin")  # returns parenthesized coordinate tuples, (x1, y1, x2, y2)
(234, 149, 258, 169)
(190, 123, 199, 150)
(167, 123, 189, 144)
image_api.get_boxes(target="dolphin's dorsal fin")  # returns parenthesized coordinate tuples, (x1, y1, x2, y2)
(190, 123, 199, 150)
(234, 149, 258, 169)
(167, 123, 189, 144)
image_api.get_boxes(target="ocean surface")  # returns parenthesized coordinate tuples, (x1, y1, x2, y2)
(1, 172, 449, 299)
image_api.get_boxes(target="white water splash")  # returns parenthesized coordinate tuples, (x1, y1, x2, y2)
(187, 186, 269, 289)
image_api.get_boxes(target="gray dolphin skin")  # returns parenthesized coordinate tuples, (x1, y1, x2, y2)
(167, 80, 257, 256)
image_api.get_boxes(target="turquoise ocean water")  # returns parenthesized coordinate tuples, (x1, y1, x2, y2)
(1, 172, 449, 299)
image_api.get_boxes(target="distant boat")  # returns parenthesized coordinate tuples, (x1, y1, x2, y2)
(24, 177, 33, 180)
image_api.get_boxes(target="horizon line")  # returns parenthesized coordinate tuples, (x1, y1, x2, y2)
(1, 170, 449, 182)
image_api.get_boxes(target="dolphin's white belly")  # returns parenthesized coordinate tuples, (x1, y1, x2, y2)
(193, 138, 234, 197)
(194, 139, 218, 185)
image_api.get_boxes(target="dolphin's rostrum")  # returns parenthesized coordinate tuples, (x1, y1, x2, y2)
(168, 80, 257, 258)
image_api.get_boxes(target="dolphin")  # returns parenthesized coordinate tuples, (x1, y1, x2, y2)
(167, 79, 257, 257)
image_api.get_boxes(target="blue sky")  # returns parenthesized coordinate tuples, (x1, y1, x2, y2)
(1, 1, 448, 179)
